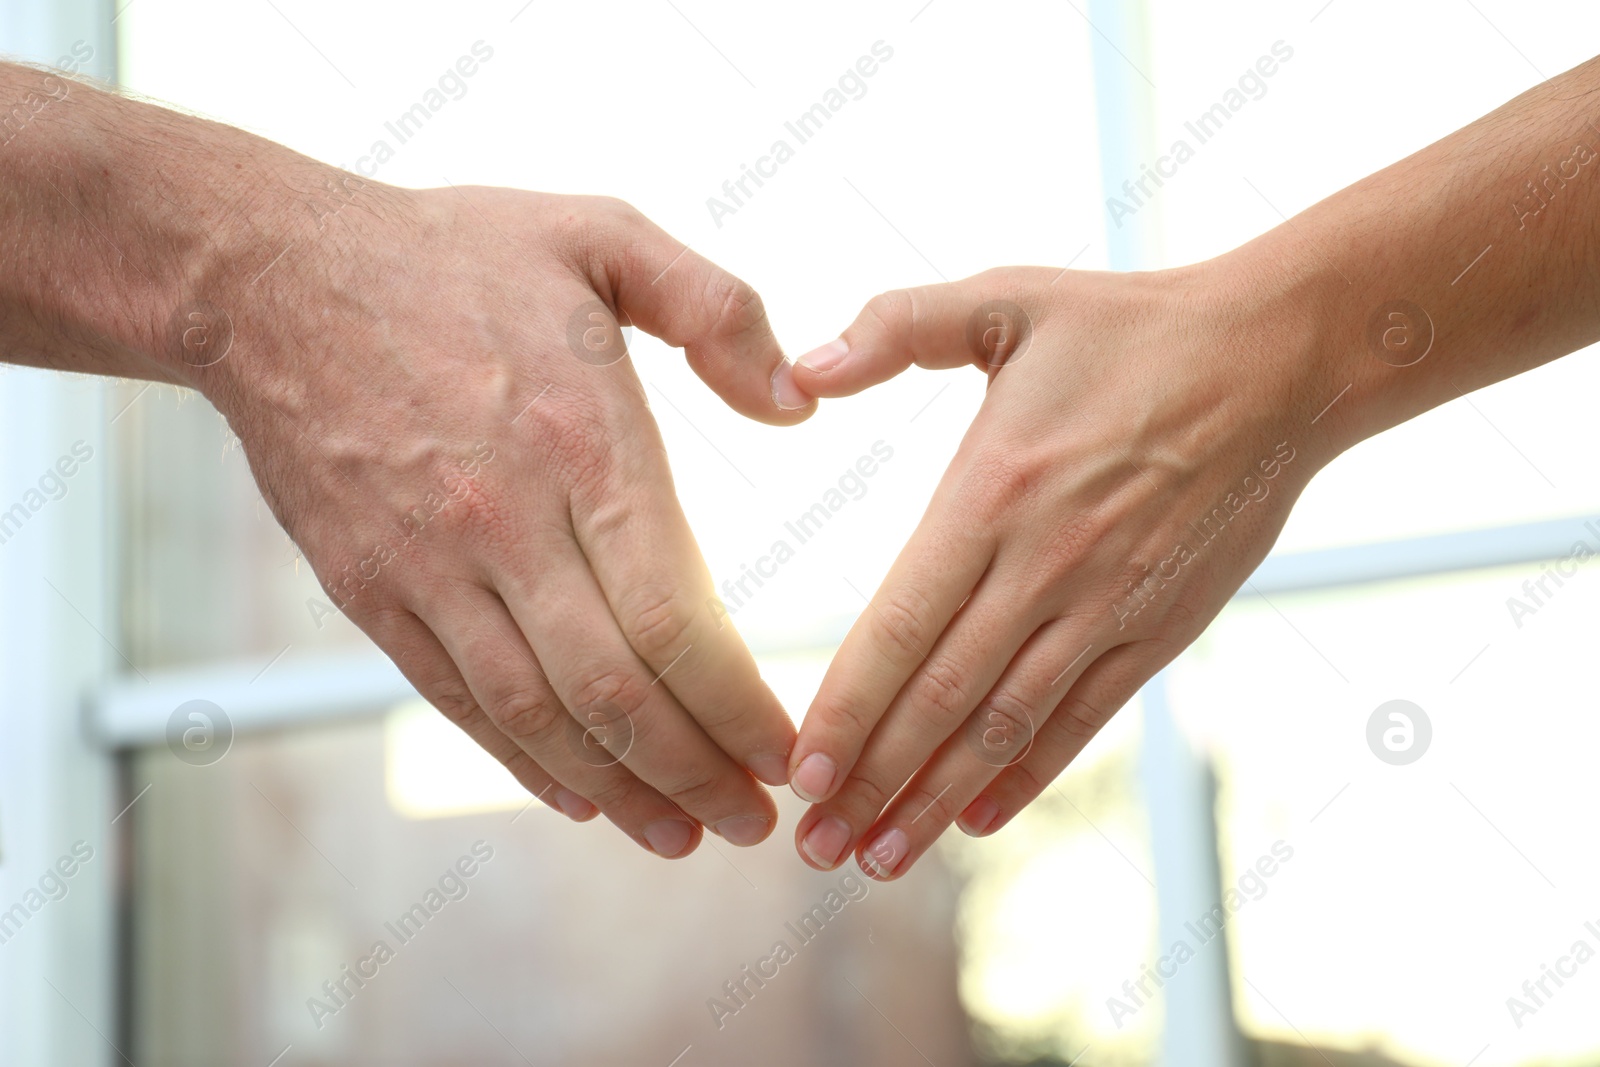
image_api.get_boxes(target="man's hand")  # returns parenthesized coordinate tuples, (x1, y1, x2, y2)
(0, 62, 816, 858)
(223, 185, 813, 858)
(781, 261, 1319, 878)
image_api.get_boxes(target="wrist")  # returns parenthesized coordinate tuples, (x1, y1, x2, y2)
(133, 131, 425, 424)
(185, 156, 424, 424)
(1209, 227, 1369, 471)
(0, 69, 418, 416)
(0, 72, 260, 388)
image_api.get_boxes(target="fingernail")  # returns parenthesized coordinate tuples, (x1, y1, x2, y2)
(643, 819, 695, 858)
(552, 789, 596, 821)
(770, 359, 811, 411)
(748, 752, 791, 787)
(800, 815, 852, 869)
(860, 827, 909, 880)
(796, 338, 849, 373)
(790, 752, 837, 803)
(958, 796, 1000, 837)
(715, 815, 772, 847)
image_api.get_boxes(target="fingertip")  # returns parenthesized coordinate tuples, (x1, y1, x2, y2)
(748, 751, 792, 788)
(770, 358, 818, 416)
(859, 826, 909, 881)
(552, 788, 599, 822)
(789, 751, 838, 804)
(797, 814, 852, 870)
(957, 796, 1001, 837)
(642, 818, 699, 859)
(795, 337, 850, 375)
(790, 337, 869, 399)
(713, 815, 775, 847)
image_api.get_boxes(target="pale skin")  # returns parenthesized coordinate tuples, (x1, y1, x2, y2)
(785, 54, 1600, 879)
(0, 61, 821, 859)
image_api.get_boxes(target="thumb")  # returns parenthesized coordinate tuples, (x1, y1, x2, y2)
(790, 274, 1031, 398)
(592, 201, 813, 425)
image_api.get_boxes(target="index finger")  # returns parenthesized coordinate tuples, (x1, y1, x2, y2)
(578, 197, 816, 423)
(790, 274, 1012, 398)
(571, 428, 798, 787)
(786, 480, 994, 804)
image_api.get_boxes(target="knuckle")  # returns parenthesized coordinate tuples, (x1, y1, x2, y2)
(1037, 519, 1098, 581)
(976, 691, 1035, 746)
(448, 493, 509, 550)
(912, 657, 977, 720)
(556, 442, 620, 518)
(581, 773, 637, 814)
(329, 453, 510, 559)
(690, 700, 743, 733)
(866, 590, 933, 662)
(496, 744, 537, 777)
(419, 462, 498, 538)
(588, 194, 640, 225)
(968, 450, 1037, 514)
(812, 692, 876, 743)
(840, 770, 892, 814)
(1004, 761, 1049, 804)
(903, 783, 959, 825)
(704, 272, 768, 341)
(1054, 695, 1113, 741)
(658, 765, 724, 813)
(522, 396, 615, 484)
(1162, 597, 1206, 636)
(861, 289, 913, 341)
(620, 585, 698, 662)
(486, 688, 564, 742)
(565, 195, 655, 278)
(428, 689, 481, 729)
(523, 392, 594, 445)
(569, 664, 647, 718)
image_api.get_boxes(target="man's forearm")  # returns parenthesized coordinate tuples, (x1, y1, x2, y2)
(1233, 53, 1600, 459)
(0, 62, 397, 406)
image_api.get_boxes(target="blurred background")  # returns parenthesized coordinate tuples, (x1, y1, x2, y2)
(2, 0, 1599, 1064)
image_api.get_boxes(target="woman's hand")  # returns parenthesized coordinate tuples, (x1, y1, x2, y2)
(782, 256, 1335, 879)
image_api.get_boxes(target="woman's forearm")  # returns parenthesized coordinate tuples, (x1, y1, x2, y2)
(1234, 53, 1600, 460)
